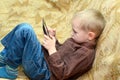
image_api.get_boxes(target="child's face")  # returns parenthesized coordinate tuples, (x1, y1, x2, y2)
(71, 17, 89, 43)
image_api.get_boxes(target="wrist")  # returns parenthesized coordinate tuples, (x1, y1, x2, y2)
(48, 48, 57, 55)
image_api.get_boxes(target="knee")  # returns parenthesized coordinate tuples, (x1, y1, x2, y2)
(17, 23, 33, 31)
(14, 23, 36, 38)
(18, 23, 32, 30)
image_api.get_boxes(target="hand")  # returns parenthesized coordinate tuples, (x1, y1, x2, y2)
(42, 35, 57, 55)
(47, 26, 56, 37)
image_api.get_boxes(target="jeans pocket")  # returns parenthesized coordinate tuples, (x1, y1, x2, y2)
(22, 60, 38, 78)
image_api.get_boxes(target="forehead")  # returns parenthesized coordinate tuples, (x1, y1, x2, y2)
(72, 16, 86, 25)
(72, 17, 85, 28)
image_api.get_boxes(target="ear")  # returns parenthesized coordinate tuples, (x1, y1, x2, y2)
(88, 32, 96, 40)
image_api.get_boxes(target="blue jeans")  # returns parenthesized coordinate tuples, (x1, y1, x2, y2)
(0, 23, 50, 80)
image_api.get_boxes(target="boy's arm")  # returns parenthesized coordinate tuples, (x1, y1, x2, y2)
(47, 47, 94, 79)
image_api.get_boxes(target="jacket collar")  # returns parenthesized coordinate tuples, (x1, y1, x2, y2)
(70, 38, 97, 49)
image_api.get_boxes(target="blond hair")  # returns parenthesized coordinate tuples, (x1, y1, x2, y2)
(73, 9, 106, 38)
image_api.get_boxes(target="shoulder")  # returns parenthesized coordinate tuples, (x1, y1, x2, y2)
(74, 42, 96, 60)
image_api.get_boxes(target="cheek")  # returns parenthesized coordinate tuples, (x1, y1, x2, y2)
(78, 33, 88, 40)
(74, 34, 82, 41)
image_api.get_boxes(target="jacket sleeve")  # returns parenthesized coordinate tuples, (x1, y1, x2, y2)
(48, 47, 91, 79)
(55, 40, 62, 50)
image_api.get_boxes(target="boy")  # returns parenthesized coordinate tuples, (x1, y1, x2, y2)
(0, 9, 106, 80)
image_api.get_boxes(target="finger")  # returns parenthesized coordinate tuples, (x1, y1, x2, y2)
(50, 35, 56, 40)
(44, 35, 51, 40)
(43, 38, 46, 42)
(42, 40, 46, 44)
(47, 26, 52, 31)
(42, 40, 47, 46)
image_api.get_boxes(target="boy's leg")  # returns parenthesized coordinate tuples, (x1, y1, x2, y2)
(0, 23, 34, 79)
(0, 49, 6, 66)
(0, 23, 50, 79)
(0, 23, 35, 68)
(22, 43, 50, 80)
(0, 23, 36, 79)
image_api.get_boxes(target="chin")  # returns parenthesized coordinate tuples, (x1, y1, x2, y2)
(72, 39, 81, 43)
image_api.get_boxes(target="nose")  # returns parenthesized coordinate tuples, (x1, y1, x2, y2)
(71, 32, 75, 37)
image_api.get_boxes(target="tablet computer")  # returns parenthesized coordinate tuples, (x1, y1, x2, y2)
(42, 19, 51, 38)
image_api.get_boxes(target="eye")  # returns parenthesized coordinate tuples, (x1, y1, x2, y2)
(73, 29, 77, 33)
(74, 31, 77, 33)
